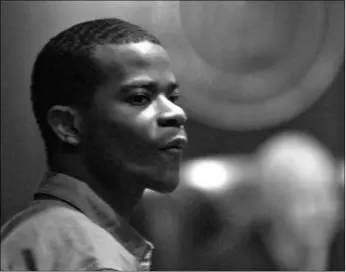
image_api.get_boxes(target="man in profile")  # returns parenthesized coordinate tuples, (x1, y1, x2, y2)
(1, 17, 187, 271)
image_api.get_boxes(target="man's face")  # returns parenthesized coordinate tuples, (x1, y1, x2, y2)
(80, 41, 187, 193)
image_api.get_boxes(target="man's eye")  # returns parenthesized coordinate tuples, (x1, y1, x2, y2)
(169, 93, 180, 103)
(128, 93, 151, 106)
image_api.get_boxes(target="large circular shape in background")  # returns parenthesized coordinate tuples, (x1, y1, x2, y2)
(153, 1, 344, 130)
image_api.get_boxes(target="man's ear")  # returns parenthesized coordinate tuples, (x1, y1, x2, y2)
(47, 105, 83, 146)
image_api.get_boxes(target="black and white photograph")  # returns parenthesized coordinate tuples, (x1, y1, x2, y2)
(1, 1, 345, 270)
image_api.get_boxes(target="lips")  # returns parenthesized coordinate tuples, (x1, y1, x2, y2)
(159, 136, 188, 151)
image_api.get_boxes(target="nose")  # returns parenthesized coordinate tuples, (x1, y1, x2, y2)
(157, 97, 187, 128)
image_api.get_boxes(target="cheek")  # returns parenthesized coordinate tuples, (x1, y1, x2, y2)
(82, 111, 153, 164)
(105, 102, 157, 141)
(131, 105, 158, 139)
(81, 118, 115, 162)
(84, 119, 127, 157)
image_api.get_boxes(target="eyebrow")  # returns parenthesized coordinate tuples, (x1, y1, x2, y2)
(121, 80, 180, 93)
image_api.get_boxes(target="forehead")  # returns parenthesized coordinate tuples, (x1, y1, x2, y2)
(92, 41, 172, 75)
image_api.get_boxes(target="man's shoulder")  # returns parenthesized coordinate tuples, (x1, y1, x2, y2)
(2, 200, 91, 240)
(1, 200, 137, 270)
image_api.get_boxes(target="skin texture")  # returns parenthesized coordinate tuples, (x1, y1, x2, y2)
(48, 41, 187, 218)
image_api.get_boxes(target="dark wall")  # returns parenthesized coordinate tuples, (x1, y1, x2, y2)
(183, 62, 345, 160)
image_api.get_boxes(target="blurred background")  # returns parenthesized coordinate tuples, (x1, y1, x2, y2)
(1, 1, 344, 270)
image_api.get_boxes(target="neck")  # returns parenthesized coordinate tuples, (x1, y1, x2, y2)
(50, 153, 145, 220)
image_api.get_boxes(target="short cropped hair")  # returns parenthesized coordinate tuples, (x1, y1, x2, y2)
(30, 18, 161, 164)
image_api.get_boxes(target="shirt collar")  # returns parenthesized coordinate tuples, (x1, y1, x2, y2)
(34, 171, 154, 265)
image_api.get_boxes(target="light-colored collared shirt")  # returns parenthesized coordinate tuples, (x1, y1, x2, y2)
(1, 172, 154, 271)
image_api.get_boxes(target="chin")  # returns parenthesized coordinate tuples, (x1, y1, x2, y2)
(147, 171, 180, 194)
